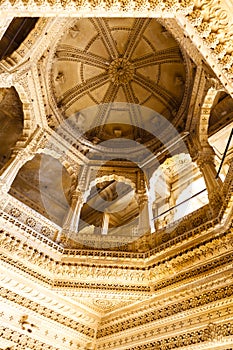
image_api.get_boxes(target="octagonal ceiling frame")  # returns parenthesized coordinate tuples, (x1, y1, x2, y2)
(0, 0, 232, 90)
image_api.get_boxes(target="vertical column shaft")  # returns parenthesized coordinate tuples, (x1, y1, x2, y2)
(62, 190, 84, 241)
(138, 194, 150, 234)
(197, 146, 223, 212)
(101, 212, 109, 235)
(148, 199, 155, 233)
(197, 148, 222, 194)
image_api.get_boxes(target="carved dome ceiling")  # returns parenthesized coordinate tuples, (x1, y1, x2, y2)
(51, 18, 191, 146)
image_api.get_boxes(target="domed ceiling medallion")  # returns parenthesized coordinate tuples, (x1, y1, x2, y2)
(108, 58, 135, 85)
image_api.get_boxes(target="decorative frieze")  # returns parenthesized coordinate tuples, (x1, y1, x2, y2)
(1, 220, 233, 295)
(0, 326, 60, 350)
(0, 287, 95, 338)
(101, 321, 233, 349)
(97, 284, 233, 338)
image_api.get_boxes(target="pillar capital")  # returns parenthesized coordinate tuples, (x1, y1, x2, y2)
(208, 188, 223, 214)
(17, 147, 34, 160)
(205, 74, 225, 92)
(197, 147, 215, 169)
(0, 143, 37, 193)
(197, 153, 214, 168)
(0, 72, 13, 87)
(61, 188, 85, 243)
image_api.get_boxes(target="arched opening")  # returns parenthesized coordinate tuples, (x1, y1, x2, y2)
(208, 92, 233, 181)
(10, 154, 72, 226)
(150, 153, 208, 227)
(0, 87, 23, 171)
(174, 177, 208, 221)
(208, 92, 233, 137)
(79, 176, 137, 236)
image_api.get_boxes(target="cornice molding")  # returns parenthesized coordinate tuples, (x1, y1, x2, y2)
(98, 321, 233, 349)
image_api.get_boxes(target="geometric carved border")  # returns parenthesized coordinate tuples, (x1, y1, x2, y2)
(1, 225, 233, 294)
(120, 322, 233, 350)
(0, 327, 60, 350)
(0, 287, 95, 338)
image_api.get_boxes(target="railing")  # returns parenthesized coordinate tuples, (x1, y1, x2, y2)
(216, 128, 233, 178)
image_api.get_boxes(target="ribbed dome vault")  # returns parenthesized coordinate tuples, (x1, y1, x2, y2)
(51, 18, 191, 145)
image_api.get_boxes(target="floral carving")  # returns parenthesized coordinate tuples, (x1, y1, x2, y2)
(25, 217, 36, 227)
(9, 207, 21, 218)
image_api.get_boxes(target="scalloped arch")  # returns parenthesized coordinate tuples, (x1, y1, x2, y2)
(84, 173, 136, 201)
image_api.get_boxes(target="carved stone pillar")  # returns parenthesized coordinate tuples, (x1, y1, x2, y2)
(152, 201, 159, 230)
(138, 193, 150, 235)
(167, 190, 176, 222)
(197, 146, 223, 211)
(94, 217, 102, 235)
(61, 189, 84, 242)
(101, 211, 110, 235)
(78, 164, 91, 192)
(148, 199, 156, 233)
